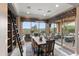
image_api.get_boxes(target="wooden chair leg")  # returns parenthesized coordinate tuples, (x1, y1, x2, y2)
(52, 52, 54, 56)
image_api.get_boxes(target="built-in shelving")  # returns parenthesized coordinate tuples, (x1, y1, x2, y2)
(8, 7, 17, 55)
(8, 4, 23, 56)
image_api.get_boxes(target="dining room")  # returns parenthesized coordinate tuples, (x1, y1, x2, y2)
(7, 3, 79, 56)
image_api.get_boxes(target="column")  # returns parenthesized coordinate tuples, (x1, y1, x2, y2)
(58, 20, 63, 46)
(38, 21, 40, 33)
(30, 22, 32, 33)
(16, 17, 22, 36)
(56, 22, 61, 33)
(45, 22, 51, 34)
(20, 22, 23, 35)
(75, 7, 79, 55)
(56, 22, 63, 34)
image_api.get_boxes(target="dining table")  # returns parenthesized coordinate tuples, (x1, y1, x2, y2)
(31, 35, 54, 56)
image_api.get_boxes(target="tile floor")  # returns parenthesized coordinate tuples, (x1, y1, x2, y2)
(11, 42, 73, 56)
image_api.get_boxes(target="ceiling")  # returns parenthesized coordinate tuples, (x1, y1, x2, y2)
(13, 3, 77, 20)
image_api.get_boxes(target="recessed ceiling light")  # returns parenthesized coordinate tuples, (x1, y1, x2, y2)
(43, 14, 46, 16)
(47, 10, 51, 12)
(26, 12, 30, 14)
(27, 6, 31, 9)
(56, 4, 59, 7)
(38, 9, 42, 11)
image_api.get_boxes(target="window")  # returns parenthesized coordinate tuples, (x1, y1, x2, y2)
(31, 21, 46, 33)
(22, 21, 46, 34)
(51, 23, 57, 33)
(31, 22, 39, 32)
(39, 22, 46, 32)
(62, 22, 75, 52)
(54, 21, 75, 52)
(22, 22, 31, 34)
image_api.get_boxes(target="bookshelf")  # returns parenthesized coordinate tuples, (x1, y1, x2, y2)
(8, 4, 23, 56)
(8, 7, 16, 55)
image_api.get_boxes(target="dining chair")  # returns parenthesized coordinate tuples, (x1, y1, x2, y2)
(43, 40, 55, 56)
(31, 38, 38, 55)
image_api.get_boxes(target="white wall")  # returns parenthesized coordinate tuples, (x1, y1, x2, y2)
(0, 4, 7, 56)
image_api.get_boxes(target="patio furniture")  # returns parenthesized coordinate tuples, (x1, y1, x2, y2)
(34, 32, 40, 37)
(64, 36, 74, 42)
(54, 34, 61, 39)
(25, 34, 31, 41)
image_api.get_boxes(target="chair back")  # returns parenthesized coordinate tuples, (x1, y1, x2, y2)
(46, 40, 55, 55)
